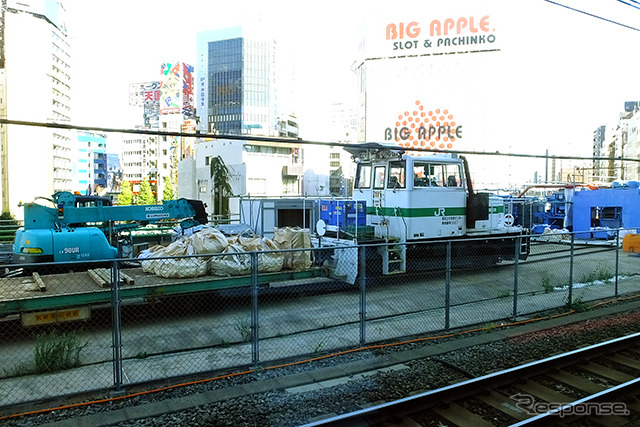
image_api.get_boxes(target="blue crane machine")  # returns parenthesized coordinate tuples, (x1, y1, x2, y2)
(13, 191, 207, 263)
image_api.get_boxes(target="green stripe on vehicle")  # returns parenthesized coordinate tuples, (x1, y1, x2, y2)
(489, 206, 504, 214)
(366, 206, 467, 217)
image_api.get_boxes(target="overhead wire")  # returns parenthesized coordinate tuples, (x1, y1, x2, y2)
(1, 118, 639, 165)
(616, 0, 640, 10)
(542, 0, 640, 31)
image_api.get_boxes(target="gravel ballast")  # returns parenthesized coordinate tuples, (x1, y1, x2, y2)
(3, 299, 640, 427)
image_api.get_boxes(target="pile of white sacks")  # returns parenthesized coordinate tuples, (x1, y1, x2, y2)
(139, 226, 313, 279)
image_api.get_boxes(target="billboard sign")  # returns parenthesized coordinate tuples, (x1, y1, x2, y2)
(358, 3, 501, 62)
(129, 81, 161, 128)
(160, 62, 181, 114)
(160, 62, 195, 116)
(182, 64, 195, 117)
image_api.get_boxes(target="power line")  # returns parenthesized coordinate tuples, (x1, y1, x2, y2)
(1, 118, 639, 164)
(616, 0, 640, 10)
(543, 0, 640, 31)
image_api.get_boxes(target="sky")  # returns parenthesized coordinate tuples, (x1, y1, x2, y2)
(63, 0, 640, 179)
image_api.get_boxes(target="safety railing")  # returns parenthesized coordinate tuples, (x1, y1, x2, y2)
(0, 219, 22, 244)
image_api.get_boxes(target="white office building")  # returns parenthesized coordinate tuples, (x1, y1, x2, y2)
(0, 0, 72, 217)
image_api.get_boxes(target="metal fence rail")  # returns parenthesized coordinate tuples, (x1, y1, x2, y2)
(0, 228, 638, 408)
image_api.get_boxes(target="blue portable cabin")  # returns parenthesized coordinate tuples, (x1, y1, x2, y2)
(572, 183, 640, 239)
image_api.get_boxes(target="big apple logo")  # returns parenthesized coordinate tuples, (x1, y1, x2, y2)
(384, 100, 462, 153)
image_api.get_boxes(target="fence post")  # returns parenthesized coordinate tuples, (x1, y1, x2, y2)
(359, 244, 367, 344)
(110, 259, 124, 394)
(512, 235, 520, 321)
(250, 251, 260, 364)
(568, 233, 575, 307)
(615, 229, 620, 297)
(445, 241, 451, 330)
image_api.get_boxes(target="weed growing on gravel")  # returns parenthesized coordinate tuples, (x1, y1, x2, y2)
(568, 296, 590, 313)
(498, 290, 511, 298)
(542, 275, 554, 293)
(134, 351, 149, 359)
(235, 317, 252, 342)
(580, 264, 613, 284)
(34, 330, 88, 374)
(483, 322, 497, 333)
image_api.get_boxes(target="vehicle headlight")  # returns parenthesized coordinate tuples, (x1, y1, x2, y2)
(21, 247, 43, 254)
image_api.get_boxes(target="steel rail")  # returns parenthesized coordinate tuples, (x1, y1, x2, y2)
(509, 377, 640, 426)
(301, 332, 640, 426)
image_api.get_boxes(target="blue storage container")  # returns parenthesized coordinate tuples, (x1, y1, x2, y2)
(320, 200, 366, 227)
(320, 200, 337, 225)
(343, 201, 366, 227)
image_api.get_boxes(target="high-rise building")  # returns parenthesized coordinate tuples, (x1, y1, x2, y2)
(0, 0, 72, 217)
(106, 152, 120, 192)
(72, 131, 107, 195)
(593, 125, 606, 182)
(179, 27, 302, 216)
(196, 27, 278, 135)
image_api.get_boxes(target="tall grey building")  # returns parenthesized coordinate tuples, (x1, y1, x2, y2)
(196, 26, 278, 136)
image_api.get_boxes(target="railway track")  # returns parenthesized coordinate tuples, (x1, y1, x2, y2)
(304, 332, 640, 426)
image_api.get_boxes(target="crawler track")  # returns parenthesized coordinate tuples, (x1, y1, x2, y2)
(307, 332, 640, 426)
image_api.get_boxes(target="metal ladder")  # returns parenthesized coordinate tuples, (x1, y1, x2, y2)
(381, 243, 406, 275)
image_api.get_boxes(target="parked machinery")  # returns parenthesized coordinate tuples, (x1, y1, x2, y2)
(240, 143, 531, 276)
(13, 191, 207, 263)
(345, 144, 530, 272)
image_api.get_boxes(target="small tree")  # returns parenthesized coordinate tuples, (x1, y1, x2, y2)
(119, 180, 134, 206)
(210, 156, 233, 218)
(162, 176, 175, 202)
(138, 178, 156, 205)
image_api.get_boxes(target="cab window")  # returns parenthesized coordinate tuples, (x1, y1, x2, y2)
(387, 161, 405, 189)
(355, 163, 372, 189)
(373, 166, 386, 189)
(414, 163, 441, 187)
(443, 164, 461, 187)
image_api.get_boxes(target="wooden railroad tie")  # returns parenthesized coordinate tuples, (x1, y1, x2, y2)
(32, 272, 46, 292)
(88, 268, 135, 288)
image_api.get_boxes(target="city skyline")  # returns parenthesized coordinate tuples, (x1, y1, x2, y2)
(63, 0, 640, 161)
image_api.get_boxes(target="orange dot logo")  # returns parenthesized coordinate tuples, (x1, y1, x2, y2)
(383, 100, 462, 155)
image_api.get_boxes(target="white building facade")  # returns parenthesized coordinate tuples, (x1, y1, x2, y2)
(1, 0, 72, 217)
(178, 138, 303, 218)
(594, 103, 640, 184)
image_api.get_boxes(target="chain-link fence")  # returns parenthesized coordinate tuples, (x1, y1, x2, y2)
(1, 228, 639, 408)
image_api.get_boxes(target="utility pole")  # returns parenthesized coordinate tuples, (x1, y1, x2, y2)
(545, 149, 549, 183)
